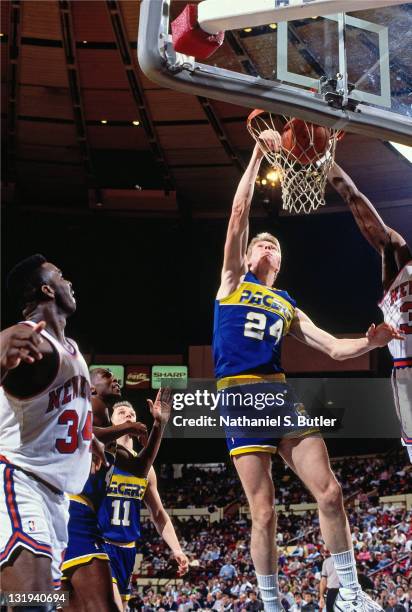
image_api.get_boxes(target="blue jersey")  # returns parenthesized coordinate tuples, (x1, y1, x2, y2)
(213, 271, 296, 379)
(69, 450, 115, 512)
(97, 450, 148, 544)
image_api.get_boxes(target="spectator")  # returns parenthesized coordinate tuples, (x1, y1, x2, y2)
(384, 594, 406, 612)
(220, 558, 238, 581)
(302, 591, 319, 612)
(246, 591, 264, 612)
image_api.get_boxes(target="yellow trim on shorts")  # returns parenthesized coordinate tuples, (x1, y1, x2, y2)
(230, 445, 277, 457)
(61, 553, 109, 573)
(68, 494, 95, 512)
(217, 372, 286, 391)
(112, 578, 131, 601)
(104, 538, 135, 548)
(229, 429, 319, 457)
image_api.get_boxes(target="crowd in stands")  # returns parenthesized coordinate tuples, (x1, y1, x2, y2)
(128, 453, 411, 611)
(157, 453, 411, 509)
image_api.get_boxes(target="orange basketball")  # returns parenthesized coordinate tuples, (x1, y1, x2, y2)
(281, 118, 331, 165)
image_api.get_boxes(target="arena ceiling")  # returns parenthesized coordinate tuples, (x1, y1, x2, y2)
(1, 0, 411, 235)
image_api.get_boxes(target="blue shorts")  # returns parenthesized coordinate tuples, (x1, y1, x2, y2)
(103, 541, 136, 601)
(61, 499, 109, 579)
(217, 374, 318, 457)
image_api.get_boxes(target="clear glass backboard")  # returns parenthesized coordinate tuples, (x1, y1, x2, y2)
(138, 1, 412, 145)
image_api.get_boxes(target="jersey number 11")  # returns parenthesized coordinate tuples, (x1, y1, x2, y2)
(111, 499, 131, 526)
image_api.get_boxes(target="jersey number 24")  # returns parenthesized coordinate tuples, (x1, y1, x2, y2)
(244, 312, 283, 343)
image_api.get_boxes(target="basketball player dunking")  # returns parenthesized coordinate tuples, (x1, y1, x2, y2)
(0, 255, 105, 598)
(213, 133, 403, 612)
(328, 163, 412, 461)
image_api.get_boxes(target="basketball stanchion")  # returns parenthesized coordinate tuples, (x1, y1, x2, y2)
(247, 110, 345, 215)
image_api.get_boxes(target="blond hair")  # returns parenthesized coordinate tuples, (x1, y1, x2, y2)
(111, 401, 135, 418)
(246, 232, 281, 259)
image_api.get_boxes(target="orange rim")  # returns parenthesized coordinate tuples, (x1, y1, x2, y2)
(246, 108, 265, 128)
(247, 109, 345, 141)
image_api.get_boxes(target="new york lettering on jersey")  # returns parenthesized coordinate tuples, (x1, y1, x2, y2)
(213, 271, 296, 379)
(379, 262, 412, 362)
(0, 322, 92, 494)
(98, 451, 148, 544)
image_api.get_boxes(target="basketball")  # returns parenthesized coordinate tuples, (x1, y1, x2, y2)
(281, 118, 331, 165)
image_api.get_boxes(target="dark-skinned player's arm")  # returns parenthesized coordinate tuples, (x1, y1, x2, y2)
(91, 395, 148, 444)
(114, 387, 172, 478)
(328, 162, 412, 290)
(0, 321, 58, 394)
(217, 130, 281, 300)
(290, 309, 404, 361)
(144, 467, 189, 577)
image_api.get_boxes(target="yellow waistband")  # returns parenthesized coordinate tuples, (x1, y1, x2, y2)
(217, 372, 286, 391)
(69, 494, 95, 512)
(104, 538, 135, 548)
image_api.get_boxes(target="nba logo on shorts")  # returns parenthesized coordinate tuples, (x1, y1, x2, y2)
(28, 520, 36, 532)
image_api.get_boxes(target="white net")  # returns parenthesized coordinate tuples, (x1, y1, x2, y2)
(247, 110, 343, 215)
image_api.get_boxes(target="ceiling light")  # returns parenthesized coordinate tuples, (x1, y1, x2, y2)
(261, 179, 267, 186)
(132, 120, 140, 126)
(269, 23, 277, 30)
(101, 119, 108, 124)
(82, 40, 88, 44)
(266, 170, 279, 182)
(243, 27, 252, 33)
(389, 142, 412, 164)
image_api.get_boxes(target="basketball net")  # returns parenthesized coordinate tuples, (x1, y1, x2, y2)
(247, 110, 343, 215)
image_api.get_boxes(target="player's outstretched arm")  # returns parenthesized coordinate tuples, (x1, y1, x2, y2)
(217, 131, 280, 300)
(144, 467, 189, 576)
(328, 162, 411, 288)
(290, 309, 404, 361)
(115, 387, 172, 477)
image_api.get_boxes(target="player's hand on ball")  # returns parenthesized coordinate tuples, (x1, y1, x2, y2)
(258, 128, 281, 153)
(147, 387, 173, 426)
(366, 322, 404, 347)
(0, 321, 46, 371)
(173, 551, 189, 576)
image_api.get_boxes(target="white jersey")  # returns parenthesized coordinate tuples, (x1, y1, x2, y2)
(379, 261, 412, 362)
(0, 321, 92, 494)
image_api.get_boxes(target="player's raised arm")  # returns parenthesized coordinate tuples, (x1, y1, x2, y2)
(217, 131, 281, 300)
(290, 308, 404, 361)
(328, 162, 411, 288)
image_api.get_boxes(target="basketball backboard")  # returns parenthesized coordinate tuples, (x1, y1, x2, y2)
(138, 0, 412, 145)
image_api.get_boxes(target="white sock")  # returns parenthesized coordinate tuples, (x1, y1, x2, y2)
(331, 549, 360, 591)
(406, 444, 412, 463)
(256, 574, 283, 612)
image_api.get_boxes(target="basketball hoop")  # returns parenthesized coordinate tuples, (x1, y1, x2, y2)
(247, 110, 344, 215)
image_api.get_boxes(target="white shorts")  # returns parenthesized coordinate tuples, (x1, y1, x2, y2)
(0, 461, 69, 588)
(392, 366, 412, 444)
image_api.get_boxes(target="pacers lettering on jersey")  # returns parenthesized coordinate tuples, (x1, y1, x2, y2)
(239, 289, 294, 323)
(107, 473, 147, 500)
(47, 375, 91, 413)
(390, 281, 412, 305)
